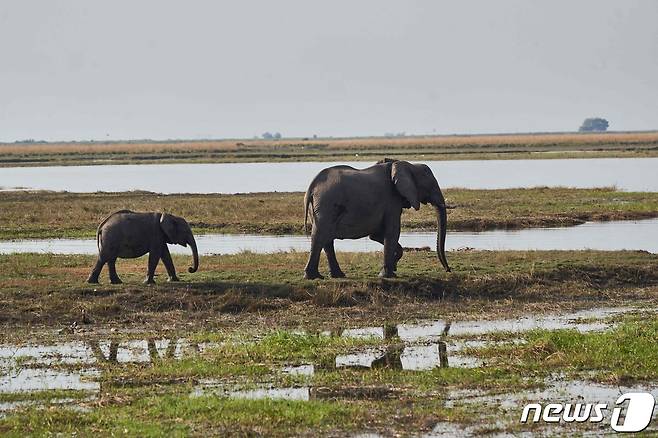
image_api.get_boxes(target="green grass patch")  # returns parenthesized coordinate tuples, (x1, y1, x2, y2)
(0, 390, 92, 403)
(473, 317, 658, 382)
(0, 393, 362, 437)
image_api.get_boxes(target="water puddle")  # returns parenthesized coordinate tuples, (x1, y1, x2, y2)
(2, 218, 657, 255)
(0, 337, 212, 415)
(499, 377, 658, 409)
(333, 341, 484, 371)
(436, 375, 658, 436)
(332, 307, 637, 372)
(2, 158, 657, 193)
(192, 381, 397, 402)
(0, 396, 95, 419)
(191, 383, 312, 401)
(340, 327, 387, 340)
(281, 364, 315, 376)
(396, 306, 631, 341)
(0, 368, 100, 393)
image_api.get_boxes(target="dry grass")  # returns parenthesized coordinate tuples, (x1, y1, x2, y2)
(2, 131, 658, 166)
(3, 132, 658, 155)
(1, 188, 657, 239)
(1, 250, 657, 329)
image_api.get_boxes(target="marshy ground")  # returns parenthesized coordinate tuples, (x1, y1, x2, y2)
(1, 249, 657, 435)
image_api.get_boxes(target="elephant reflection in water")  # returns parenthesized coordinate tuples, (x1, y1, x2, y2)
(88, 339, 202, 363)
(353, 342, 449, 370)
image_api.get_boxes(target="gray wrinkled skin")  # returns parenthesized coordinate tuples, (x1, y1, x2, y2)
(86, 210, 199, 285)
(303, 159, 450, 279)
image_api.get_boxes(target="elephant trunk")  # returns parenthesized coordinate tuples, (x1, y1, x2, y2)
(187, 234, 199, 273)
(431, 192, 451, 273)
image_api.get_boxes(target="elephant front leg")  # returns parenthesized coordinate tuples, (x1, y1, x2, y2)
(370, 233, 403, 272)
(144, 250, 160, 285)
(161, 245, 179, 282)
(393, 244, 403, 271)
(380, 240, 398, 278)
(379, 225, 401, 279)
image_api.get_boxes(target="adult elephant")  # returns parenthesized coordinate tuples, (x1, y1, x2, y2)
(303, 159, 451, 279)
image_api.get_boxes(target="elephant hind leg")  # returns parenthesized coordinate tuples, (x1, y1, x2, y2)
(108, 259, 122, 284)
(324, 240, 345, 278)
(304, 225, 327, 280)
(87, 257, 105, 284)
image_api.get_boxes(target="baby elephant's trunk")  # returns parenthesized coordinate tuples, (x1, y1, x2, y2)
(188, 234, 199, 273)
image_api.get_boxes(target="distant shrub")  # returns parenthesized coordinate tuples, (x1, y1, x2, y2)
(579, 118, 609, 132)
(262, 132, 282, 140)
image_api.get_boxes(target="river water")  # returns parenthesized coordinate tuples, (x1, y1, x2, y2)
(1, 158, 657, 193)
(1, 218, 656, 255)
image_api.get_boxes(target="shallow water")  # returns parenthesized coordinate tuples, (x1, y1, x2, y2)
(191, 383, 400, 402)
(1, 158, 657, 193)
(334, 307, 633, 372)
(0, 369, 101, 393)
(0, 306, 631, 397)
(0, 337, 206, 396)
(1, 218, 657, 255)
(1, 305, 650, 422)
(438, 375, 658, 436)
(396, 307, 630, 341)
(334, 342, 480, 371)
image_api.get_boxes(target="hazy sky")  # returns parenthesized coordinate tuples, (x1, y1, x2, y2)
(1, 1, 656, 141)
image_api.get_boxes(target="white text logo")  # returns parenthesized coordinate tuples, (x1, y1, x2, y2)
(521, 392, 655, 432)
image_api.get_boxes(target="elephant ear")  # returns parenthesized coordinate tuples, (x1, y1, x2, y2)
(391, 161, 420, 210)
(160, 213, 177, 243)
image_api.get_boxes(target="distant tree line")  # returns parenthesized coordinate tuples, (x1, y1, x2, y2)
(13, 139, 47, 144)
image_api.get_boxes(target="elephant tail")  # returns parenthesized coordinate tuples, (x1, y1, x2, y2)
(303, 188, 313, 235)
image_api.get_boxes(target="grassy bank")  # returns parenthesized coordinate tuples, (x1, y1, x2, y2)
(2, 131, 658, 167)
(1, 250, 656, 330)
(2, 188, 658, 239)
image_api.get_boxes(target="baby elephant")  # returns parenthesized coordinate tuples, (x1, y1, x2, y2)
(86, 210, 199, 284)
